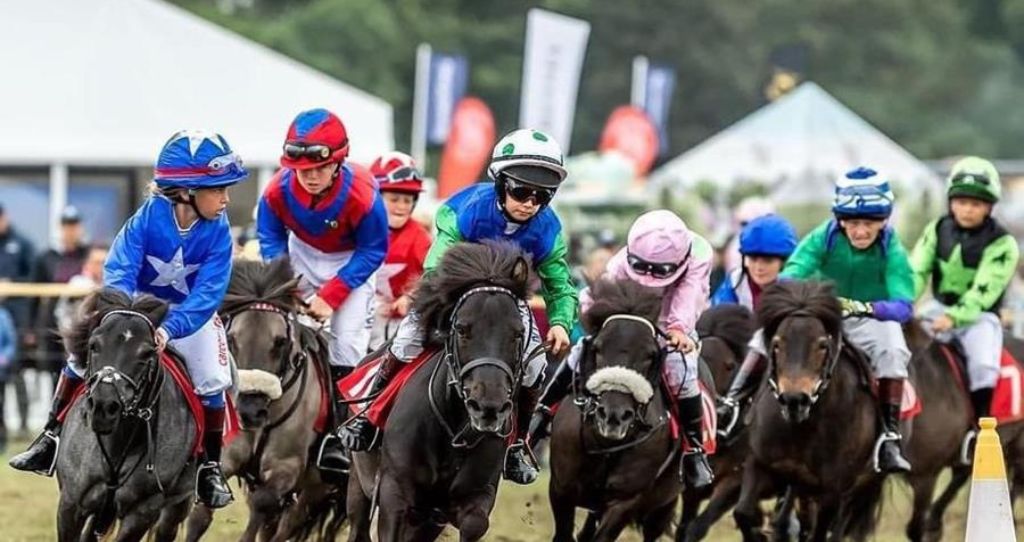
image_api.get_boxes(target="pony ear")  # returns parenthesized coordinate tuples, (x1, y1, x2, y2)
(510, 256, 529, 284)
(149, 303, 170, 326)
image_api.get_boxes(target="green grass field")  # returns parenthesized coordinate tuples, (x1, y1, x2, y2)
(0, 438, 973, 541)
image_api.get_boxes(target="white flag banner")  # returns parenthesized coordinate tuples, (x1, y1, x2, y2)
(519, 9, 590, 153)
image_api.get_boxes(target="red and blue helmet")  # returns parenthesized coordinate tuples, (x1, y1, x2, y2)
(280, 108, 350, 170)
(154, 130, 249, 189)
(371, 151, 423, 194)
(739, 214, 798, 258)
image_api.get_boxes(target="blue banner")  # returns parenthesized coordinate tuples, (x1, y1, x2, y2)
(643, 63, 676, 155)
(426, 53, 469, 145)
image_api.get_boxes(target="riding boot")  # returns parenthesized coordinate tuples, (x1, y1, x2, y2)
(677, 394, 714, 489)
(526, 359, 574, 447)
(196, 406, 234, 509)
(874, 378, 912, 474)
(504, 381, 543, 485)
(9, 370, 83, 475)
(336, 351, 401, 452)
(960, 387, 994, 465)
(317, 365, 354, 474)
(715, 351, 767, 439)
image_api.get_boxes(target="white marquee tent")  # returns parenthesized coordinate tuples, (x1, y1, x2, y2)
(649, 82, 942, 205)
(0, 0, 393, 243)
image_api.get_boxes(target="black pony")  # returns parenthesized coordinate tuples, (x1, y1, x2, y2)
(56, 288, 198, 542)
(347, 241, 533, 541)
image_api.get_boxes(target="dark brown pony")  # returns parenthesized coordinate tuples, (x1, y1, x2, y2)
(680, 303, 756, 541)
(901, 322, 1024, 541)
(184, 258, 341, 542)
(734, 281, 885, 542)
(347, 241, 533, 542)
(547, 278, 680, 542)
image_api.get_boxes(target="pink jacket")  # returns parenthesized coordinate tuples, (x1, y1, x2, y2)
(581, 235, 712, 335)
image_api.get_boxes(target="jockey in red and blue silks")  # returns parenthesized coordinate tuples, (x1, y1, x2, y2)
(10, 130, 247, 509)
(256, 108, 388, 471)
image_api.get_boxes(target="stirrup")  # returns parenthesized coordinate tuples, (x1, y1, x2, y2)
(959, 429, 978, 466)
(503, 441, 539, 483)
(716, 397, 740, 438)
(316, 433, 352, 475)
(871, 431, 903, 473)
(194, 462, 234, 507)
(18, 430, 60, 477)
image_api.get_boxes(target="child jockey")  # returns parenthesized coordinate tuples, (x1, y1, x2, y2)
(256, 108, 389, 471)
(910, 156, 1019, 461)
(10, 130, 248, 508)
(712, 214, 798, 437)
(720, 168, 915, 474)
(711, 213, 798, 310)
(337, 128, 579, 486)
(367, 152, 432, 350)
(528, 210, 717, 489)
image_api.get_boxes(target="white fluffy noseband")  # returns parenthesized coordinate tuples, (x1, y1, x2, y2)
(237, 369, 283, 400)
(585, 366, 655, 404)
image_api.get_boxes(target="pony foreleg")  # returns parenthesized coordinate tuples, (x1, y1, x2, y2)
(548, 485, 577, 542)
(641, 500, 676, 542)
(453, 492, 498, 542)
(683, 473, 742, 541)
(733, 460, 771, 542)
(577, 512, 599, 542)
(57, 495, 89, 542)
(905, 474, 938, 542)
(183, 504, 214, 542)
(809, 499, 838, 542)
(113, 493, 165, 542)
(152, 497, 191, 542)
(347, 467, 373, 542)
(590, 499, 639, 542)
(925, 465, 969, 540)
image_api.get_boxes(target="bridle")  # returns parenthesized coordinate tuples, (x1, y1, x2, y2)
(428, 285, 545, 448)
(765, 310, 844, 406)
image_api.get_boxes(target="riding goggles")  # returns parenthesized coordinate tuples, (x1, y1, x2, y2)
(626, 253, 683, 279)
(950, 171, 991, 186)
(503, 176, 556, 206)
(375, 165, 420, 185)
(282, 142, 335, 161)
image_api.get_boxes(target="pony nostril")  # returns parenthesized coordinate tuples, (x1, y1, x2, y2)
(596, 406, 607, 420)
(104, 402, 120, 417)
(498, 401, 513, 415)
(466, 399, 481, 412)
(257, 408, 268, 419)
(621, 410, 634, 421)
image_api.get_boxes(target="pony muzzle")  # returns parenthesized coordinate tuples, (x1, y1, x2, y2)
(585, 366, 653, 441)
(236, 369, 283, 429)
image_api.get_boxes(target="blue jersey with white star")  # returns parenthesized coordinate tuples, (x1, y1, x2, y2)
(105, 195, 233, 339)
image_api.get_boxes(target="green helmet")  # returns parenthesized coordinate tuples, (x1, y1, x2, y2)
(947, 156, 1001, 203)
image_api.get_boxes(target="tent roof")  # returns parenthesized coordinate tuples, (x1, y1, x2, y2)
(650, 82, 941, 204)
(0, 0, 393, 168)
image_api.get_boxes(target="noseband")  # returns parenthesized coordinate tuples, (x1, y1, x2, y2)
(765, 311, 844, 406)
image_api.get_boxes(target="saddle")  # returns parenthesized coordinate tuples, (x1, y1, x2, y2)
(936, 341, 1024, 423)
(337, 348, 438, 426)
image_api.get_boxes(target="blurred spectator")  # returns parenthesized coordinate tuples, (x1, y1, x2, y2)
(0, 204, 34, 439)
(54, 244, 108, 338)
(569, 247, 613, 343)
(31, 205, 89, 378)
(0, 282, 16, 452)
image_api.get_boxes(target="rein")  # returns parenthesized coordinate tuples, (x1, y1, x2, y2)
(85, 310, 168, 531)
(575, 314, 676, 457)
(765, 310, 844, 406)
(426, 285, 541, 449)
(221, 301, 312, 484)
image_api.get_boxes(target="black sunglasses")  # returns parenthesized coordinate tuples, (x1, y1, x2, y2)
(504, 176, 556, 206)
(951, 172, 991, 186)
(627, 253, 682, 279)
(283, 142, 334, 161)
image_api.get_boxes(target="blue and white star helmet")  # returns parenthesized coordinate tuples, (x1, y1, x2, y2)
(154, 129, 249, 189)
(832, 167, 894, 219)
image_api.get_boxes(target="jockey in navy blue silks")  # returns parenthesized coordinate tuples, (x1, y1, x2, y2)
(10, 130, 247, 509)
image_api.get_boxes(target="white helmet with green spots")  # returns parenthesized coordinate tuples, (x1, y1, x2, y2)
(487, 128, 568, 189)
(947, 156, 1001, 203)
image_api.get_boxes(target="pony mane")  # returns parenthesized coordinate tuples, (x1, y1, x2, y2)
(411, 241, 531, 345)
(221, 257, 299, 315)
(757, 281, 842, 340)
(696, 304, 755, 361)
(66, 287, 169, 364)
(582, 278, 662, 334)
